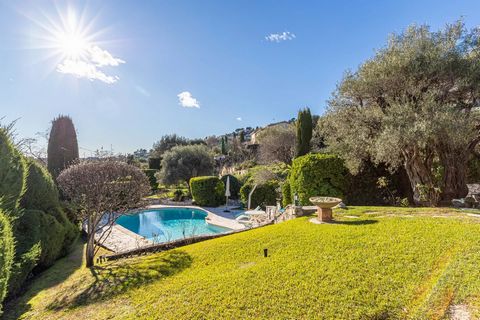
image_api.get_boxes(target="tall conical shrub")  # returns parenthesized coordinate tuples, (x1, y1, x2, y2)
(0, 129, 26, 213)
(47, 115, 79, 179)
(295, 107, 313, 158)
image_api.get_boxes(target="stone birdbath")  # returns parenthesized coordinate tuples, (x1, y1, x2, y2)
(309, 196, 342, 222)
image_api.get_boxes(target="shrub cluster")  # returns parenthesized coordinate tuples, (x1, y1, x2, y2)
(190, 176, 225, 207)
(0, 130, 26, 213)
(0, 210, 13, 316)
(143, 169, 159, 191)
(240, 181, 278, 209)
(288, 153, 348, 205)
(221, 175, 242, 199)
(0, 131, 78, 303)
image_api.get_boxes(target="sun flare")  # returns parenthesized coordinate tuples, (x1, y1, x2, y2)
(56, 31, 88, 59)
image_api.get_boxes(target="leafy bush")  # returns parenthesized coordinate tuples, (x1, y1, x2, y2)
(288, 154, 348, 205)
(20, 159, 77, 253)
(0, 129, 26, 213)
(0, 210, 14, 315)
(148, 158, 161, 170)
(143, 169, 159, 191)
(8, 210, 42, 296)
(36, 210, 66, 268)
(20, 159, 59, 211)
(190, 176, 225, 207)
(240, 181, 278, 209)
(221, 175, 242, 199)
(282, 181, 292, 207)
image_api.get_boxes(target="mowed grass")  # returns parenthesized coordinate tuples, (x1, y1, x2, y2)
(4, 207, 480, 319)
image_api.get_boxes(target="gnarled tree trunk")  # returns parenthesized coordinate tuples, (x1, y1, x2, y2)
(402, 147, 439, 206)
(438, 151, 469, 203)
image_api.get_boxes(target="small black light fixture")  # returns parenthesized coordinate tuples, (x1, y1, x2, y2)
(263, 248, 268, 258)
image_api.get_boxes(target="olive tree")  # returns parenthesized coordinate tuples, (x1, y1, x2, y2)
(57, 160, 150, 267)
(257, 124, 296, 164)
(156, 144, 214, 189)
(321, 21, 480, 205)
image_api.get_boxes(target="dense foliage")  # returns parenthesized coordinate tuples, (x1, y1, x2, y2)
(148, 158, 161, 170)
(157, 145, 214, 187)
(190, 176, 225, 207)
(240, 180, 278, 209)
(0, 210, 13, 316)
(47, 115, 79, 179)
(0, 129, 26, 213)
(288, 153, 348, 205)
(295, 107, 313, 157)
(142, 169, 159, 191)
(58, 160, 150, 267)
(256, 124, 296, 164)
(221, 174, 242, 199)
(20, 158, 59, 211)
(321, 22, 480, 205)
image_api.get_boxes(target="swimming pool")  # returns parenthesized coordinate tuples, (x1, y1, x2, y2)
(116, 207, 231, 242)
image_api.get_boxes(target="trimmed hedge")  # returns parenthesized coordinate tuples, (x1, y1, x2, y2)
(282, 181, 292, 207)
(9, 210, 42, 296)
(221, 175, 242, 199)
(20, 159, 77, 253)
(36, 210, 66, 268)
(288, 153, 348, 205)
(240, 181, 278, 209)
(0, 210, 14, 315)
(0, 129, 26, 214)
(21, 159, 59, 211)
(190, 176, 225, 207)
(143, 169, 159, 191)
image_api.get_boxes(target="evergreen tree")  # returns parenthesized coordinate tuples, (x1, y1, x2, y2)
(239, 130, 245, 143)
(47, 115, 79, 179)
(221, 136, 227, 155)
(295, 107, 313, 157)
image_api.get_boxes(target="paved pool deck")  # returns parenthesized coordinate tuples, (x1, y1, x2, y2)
(98, 205, 246, 253)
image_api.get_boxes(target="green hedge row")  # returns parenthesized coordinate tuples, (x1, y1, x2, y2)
(143, 169, 159, 191)
(0, 210, 13, 316)
(0, 129, 26, 214)
(190, 176, 225, 207)
(0, 131, 78, 304)
(288, 153, 348, 205)
(240, 181, 278, 209)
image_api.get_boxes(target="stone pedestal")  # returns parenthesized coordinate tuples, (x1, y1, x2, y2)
(317, 207, 333, 222)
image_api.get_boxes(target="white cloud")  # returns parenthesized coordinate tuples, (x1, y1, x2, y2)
(87, 45, 125, 67)
(236, 117, 242, 121)
(57, 59, 119, 84)
(177, 91, 200, 108)
(265, 31, 296, 42)
(56, 44, 125, 84)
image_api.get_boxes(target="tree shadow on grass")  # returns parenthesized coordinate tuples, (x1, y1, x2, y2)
(46, 249, 192, 310)
(3, 239, 84, 320)
(331, 219, 378, 226)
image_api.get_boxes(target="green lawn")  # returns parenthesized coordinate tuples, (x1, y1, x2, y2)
(4, 207, 480, 319)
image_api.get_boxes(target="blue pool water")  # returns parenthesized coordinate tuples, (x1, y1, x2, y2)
(116, 207, 231, 242)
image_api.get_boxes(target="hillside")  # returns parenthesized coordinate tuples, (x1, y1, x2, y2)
(5, 207, 480, 320)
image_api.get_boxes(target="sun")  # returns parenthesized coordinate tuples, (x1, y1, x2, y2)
(56, 31, 88, 59)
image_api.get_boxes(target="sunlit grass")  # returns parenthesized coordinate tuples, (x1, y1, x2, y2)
(5, 207, 480, 319)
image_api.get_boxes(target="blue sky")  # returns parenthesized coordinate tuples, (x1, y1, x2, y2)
(1, 0, 479, 155)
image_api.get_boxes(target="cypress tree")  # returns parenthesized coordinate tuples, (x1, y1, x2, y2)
(295, 107, 313, 157)
(47, 115, 79, 179)
(221, 136, 227, 155)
